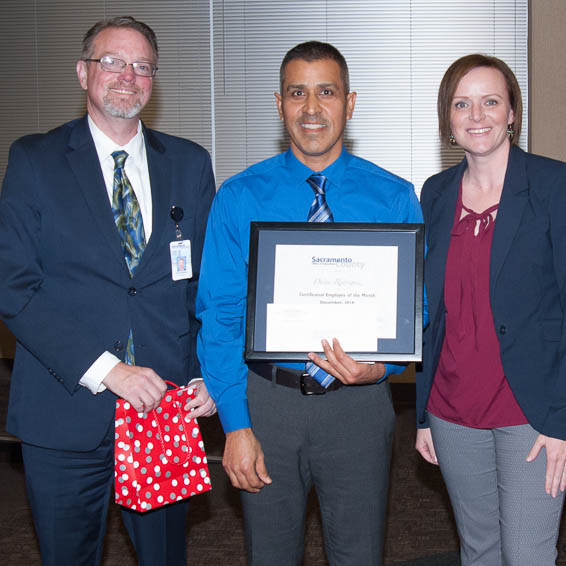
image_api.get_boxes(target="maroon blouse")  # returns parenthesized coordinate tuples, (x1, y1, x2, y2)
(427, 183, 528, 428)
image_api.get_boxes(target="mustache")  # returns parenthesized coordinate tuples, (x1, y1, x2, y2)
(106, 81, 143, 95)
(298, 114, 328, 125)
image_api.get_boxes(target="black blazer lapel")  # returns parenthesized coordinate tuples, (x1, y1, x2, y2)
(133, 125, 172, 277)
(490, 146, 529, 299)
(425, 160, 465, 318)
(65, 116, 129, 272)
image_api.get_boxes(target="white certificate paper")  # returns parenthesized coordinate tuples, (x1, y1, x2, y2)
(266, 244, 398, 352)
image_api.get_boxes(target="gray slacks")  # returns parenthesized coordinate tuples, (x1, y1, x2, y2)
(241, 370, 396, 566)
(430, 413, 565, 566)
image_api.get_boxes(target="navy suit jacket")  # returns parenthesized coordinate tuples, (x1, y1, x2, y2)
(0, 116, 215, 451)
(417, 146, 566, 440)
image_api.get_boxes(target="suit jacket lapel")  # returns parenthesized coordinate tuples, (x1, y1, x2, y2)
(426, 160, 464, 318)
(489, 146, 529, 299)
(133, 125, 171, 278)
(66, 116, 128, 271)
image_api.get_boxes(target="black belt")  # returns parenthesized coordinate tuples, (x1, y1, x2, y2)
(249, 363, 343, 395)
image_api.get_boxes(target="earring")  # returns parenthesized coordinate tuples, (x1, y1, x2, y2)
(507, 124, 514, 142)
(449, 133, 456, 146)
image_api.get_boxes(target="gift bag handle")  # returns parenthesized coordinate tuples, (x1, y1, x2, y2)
(152, 381, 197, 466)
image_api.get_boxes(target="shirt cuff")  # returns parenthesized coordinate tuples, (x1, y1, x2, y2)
(379, 362, 406, 383)
(79, 352, 121, 394)
(217, 398, 252, 433)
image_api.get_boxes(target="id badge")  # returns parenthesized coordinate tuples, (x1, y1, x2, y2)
(170, 240, 192, 280)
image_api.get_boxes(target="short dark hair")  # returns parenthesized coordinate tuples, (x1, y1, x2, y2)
(280, 41, 350, 93)
(438, 53, 522, 146)
(81, 16, 158, 61)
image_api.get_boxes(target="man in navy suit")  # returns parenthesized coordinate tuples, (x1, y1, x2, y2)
(0, 16, 216, 566)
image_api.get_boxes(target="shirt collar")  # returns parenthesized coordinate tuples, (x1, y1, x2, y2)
(283, 145, 350, 191)
(88, 116, 145, 167)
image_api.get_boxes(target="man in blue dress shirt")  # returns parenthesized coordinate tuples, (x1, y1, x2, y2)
(197, 41, 423, 565)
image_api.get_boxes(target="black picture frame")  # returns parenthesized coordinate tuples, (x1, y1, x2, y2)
(245, 222, 424, 362)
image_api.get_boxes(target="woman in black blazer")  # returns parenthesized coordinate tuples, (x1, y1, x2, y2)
(416, 54, 566, 566)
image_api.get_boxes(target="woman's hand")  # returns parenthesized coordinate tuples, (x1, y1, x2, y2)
(416, 427, 438, 465)
(526, 434, 566, 497)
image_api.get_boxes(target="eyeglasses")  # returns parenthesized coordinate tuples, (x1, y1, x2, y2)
(83, 55, 158, 77)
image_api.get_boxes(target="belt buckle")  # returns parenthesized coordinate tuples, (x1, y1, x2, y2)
(300, 373, 325, 396)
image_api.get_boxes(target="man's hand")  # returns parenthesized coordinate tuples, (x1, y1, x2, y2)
(526, 433, 566, 497)
(103, 361, 167, 413)
(416, 427, 438, 465)
(223, 428, 272, 493)
(183, 380, 217, 418)
(307, 338, 386, 385)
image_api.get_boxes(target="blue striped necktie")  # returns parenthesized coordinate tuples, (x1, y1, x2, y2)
(305, 174, 335, 387)
(307, 174, 334, 223)
(111, 150, 146, 365)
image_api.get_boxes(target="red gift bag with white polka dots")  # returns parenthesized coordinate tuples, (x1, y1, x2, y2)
(114, 381, 211, 512)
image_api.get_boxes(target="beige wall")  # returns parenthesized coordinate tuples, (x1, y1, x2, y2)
(0, 1, 564, 359)
(530, 0, 566, 159)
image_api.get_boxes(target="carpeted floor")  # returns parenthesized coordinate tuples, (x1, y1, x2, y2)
(0, 358, 564, 565)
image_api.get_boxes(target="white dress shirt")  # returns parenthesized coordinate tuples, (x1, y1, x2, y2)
(79, 117, 152, 394)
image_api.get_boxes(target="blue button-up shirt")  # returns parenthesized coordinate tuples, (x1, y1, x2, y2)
(197, 147, 424, 432)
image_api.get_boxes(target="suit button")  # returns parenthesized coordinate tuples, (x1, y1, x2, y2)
(114, 340, 124, 351)
(499, 325, 507, 335)
(128, 287, 137, 296)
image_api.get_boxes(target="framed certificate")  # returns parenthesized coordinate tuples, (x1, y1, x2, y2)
(245, 222, 424, 363)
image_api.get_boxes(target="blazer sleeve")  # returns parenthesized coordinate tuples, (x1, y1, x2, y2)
(0, 139, 108, 394)
(538, 162, 566, 438)
(415, 176, 435, 429)
(184, 147, 216, 381)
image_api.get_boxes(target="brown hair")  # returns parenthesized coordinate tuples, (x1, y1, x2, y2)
(438, 54, 522, 146)
(81, 16, 158, 61)
(280, 41, 350, 94)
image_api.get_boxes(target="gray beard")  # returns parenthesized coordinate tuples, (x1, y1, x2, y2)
(103, 98, 143, 119)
